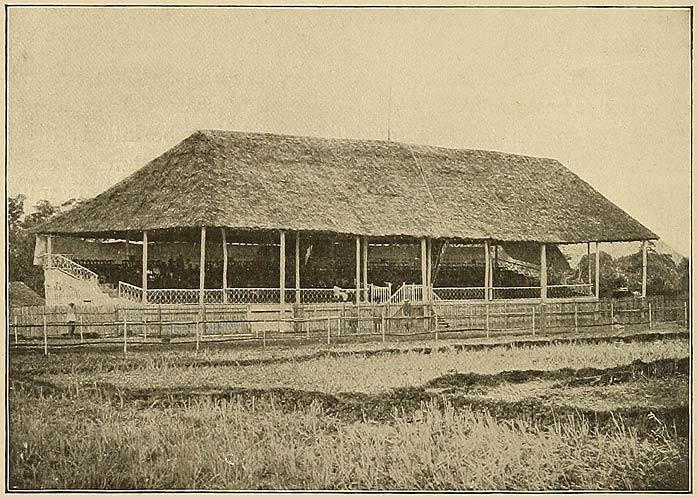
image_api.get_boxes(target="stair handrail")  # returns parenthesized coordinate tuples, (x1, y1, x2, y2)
(43, 253, 99, 282)
(118, 281, 143, 303)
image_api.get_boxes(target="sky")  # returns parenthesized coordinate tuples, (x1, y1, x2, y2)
(6, 7, 692, 255)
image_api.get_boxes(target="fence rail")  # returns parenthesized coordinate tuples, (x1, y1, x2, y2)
(8, 296, 689, 354)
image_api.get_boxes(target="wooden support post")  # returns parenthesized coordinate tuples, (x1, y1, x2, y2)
(641, 240, 648, 299)
(43, 314, 48, 356)
(279, 230, 286, 333)
(485, 303, 490, 338)
(199, 227, 206, 306)
(222, 227, 228, 304)
(484, 240, 491, 301)
(355, 236, 361, 304)
(142, 231, 148, 304)
(362, 236, 369, 303)
(142, 313, 147, 343)
(594, 242, 601, 298)
(13, 316, 17, 344)
(421, 238, 427, 303)
(540, 243, 547, 301)
(531, 305, 536, 336)
(426, 238, 433, 303)
(327, 317, 331, 345)
(648, 302, 653, 328)
(80, 316, 84, 343)
(295, 232, 301, 305)
(587, 242, 592, 284)
(123, 316, 128, 356)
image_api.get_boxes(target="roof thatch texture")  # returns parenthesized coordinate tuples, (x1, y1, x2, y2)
(37, 130, 657, 243)
(9, 281, 45, 307)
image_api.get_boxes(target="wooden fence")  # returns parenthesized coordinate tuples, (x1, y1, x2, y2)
(8, 295, 690, 353)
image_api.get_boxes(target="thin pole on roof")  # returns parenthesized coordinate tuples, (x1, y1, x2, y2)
(142, 231, 148, 304)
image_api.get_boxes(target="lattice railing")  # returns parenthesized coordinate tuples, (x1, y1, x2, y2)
(43, 254, 98, 282)
(548, 284, 594, 299)
(432, 287, 485, 301)
(491, 286, 542, 300)
(147, 288, 226, 305)
(226, 288, 281, 304)
(118, 281, 143, 303)
(285, 288, 359, 304)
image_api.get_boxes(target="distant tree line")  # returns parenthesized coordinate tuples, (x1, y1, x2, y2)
(8, 195, 83, 297)
(576, 243, 689, 298)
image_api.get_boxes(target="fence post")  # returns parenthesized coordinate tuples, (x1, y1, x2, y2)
(123, 316, 128, 356)
(13, 316, 18, 345)
(143, 311, 147, 343)
(327, 317, 331, 345)
(381, 310, 386, 342)
(485, 302, 490, 338)
(262, 328, 266, 348)
(158, 305, 163, 338)
(434, 307, 439, 342)
(531, 305, 535, 336)
(43, 314, 48, 356)
(648, 302, 653, 328)
(574, 304, 578, 333)
(684, 301, 688, 328)
(610, 302, 614, 330)
(80, 316, 84, 343)
(195, 312, 200, 352)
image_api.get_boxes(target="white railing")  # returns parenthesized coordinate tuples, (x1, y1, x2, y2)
(370, 284, 392, 304)
(432, 287, 485, 301)
(43, 254, 98, 282)
(118, 281, 143, 303)
(389, 283, 425, 304)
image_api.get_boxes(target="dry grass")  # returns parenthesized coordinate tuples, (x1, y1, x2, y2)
(38, 337, 689, 394)
(9, 395, 685, 490)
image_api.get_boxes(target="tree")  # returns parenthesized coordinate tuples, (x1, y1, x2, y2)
(7, 197, 61, 296)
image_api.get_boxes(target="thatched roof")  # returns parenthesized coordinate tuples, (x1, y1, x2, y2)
(36, 130, 657, 244)
(9, 281, 45, 307)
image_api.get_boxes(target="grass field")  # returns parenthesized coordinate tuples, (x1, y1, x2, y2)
(8, 328, 691, 490)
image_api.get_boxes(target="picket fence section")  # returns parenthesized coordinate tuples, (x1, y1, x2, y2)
(8, 295, 689, 353)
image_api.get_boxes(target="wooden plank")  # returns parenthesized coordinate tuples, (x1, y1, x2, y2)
(199, 227, 207, 306)
(426, 238, 432, 302)
(142, 230, 148, 304)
